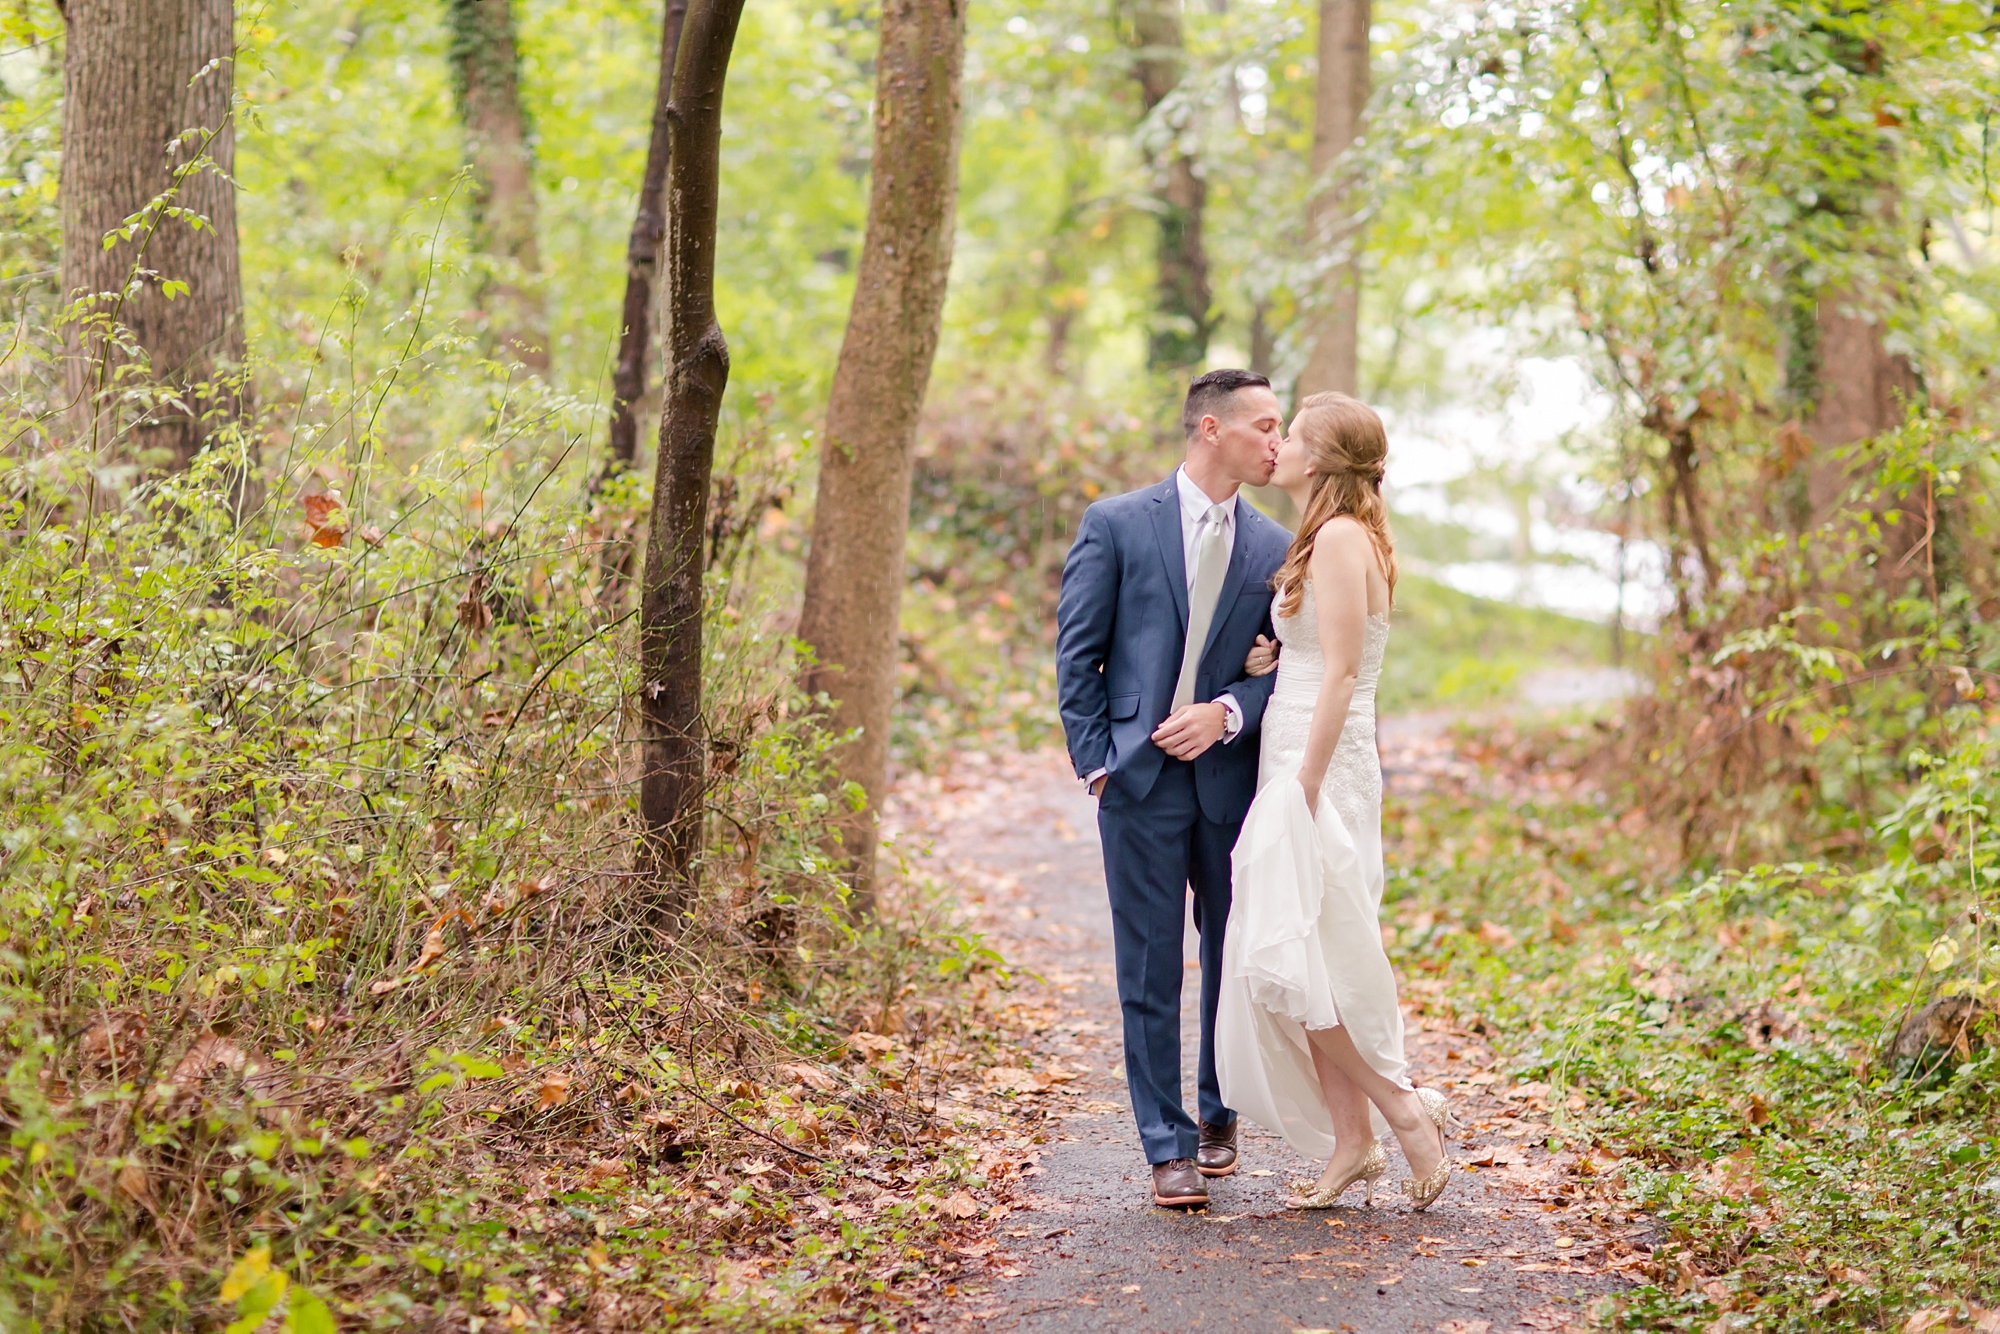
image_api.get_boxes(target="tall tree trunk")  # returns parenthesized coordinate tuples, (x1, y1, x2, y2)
(605, 0, 690, 477)
(60, 0, 244, 471)
(797, 0, 967, 913)
(1776, 6, 1920, 533)
(444, 0, 547, 369)
(634, 0, 747, 916)
(1294, 0, 1369, 399)
(1125, 0, 1211, 370)
(1800, 291, 1921, 515)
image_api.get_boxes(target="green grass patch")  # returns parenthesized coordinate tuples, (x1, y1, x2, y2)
(1379, 573, 1621, 713)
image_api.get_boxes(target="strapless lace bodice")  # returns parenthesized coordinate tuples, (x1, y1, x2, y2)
(1270, 581, 1388, 706)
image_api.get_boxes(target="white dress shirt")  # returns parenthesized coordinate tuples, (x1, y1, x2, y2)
(1083, 468, 1246, 791)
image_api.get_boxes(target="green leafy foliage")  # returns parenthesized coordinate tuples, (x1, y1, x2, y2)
(1387, 690, 1998, 1329)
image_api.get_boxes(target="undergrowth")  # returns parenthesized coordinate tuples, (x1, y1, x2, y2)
(0, 269, 1025, 1329)
(1387, 697, 1999, 1333)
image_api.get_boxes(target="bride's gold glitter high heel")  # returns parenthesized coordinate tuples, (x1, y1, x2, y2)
(1284, 1140, 1387, 1209)
(1402, 1087, 1458, 1212)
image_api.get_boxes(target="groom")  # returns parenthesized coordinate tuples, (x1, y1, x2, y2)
(1056, 369, 1291, 1208)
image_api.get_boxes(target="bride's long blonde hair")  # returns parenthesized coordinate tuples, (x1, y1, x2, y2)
(1273, 392, 1397, 619)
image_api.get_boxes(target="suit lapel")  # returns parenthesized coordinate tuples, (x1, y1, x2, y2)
(1199, 502, 1258, 666)
(1149, 477, 1189, 631)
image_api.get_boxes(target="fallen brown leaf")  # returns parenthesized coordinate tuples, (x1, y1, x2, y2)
(845, 1031, 899, 1062)
(938, 1191, 979, 1219)
(536, 1070, 571, 1110)
(172, 1033, 250, 1084)
(983, 1067, 1055, 1094)
(78, 1013, 144, 1072)
(116, 1164, 153, 1206)
(780, 1062, 840, 1092)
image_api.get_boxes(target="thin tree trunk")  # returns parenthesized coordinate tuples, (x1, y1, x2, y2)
(1244, 293, 1296, 522)
(634, 0, 747, 916)
(1125, 0, 1211, 370)
(60, 0, 244, 471)
(606, 0, 690, 477)
(1294, 0, 1369, 399)
(598, 0, 689, 603)
(796, 0, 967, 912)
(444, 0, 547, 369)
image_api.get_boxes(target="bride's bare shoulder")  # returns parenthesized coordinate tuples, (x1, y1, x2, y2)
(1305, 515, 1371, 560)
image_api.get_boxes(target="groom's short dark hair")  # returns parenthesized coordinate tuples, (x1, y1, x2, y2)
(1182, 368, 1272, 438)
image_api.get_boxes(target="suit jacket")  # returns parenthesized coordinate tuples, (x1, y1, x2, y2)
(1056, 474, 1292, 825)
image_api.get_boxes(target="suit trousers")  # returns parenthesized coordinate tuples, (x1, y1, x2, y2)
(1097, 758, 1237, 1164)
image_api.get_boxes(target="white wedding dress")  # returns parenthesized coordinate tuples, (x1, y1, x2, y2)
(1215, 581, 1412, 1156)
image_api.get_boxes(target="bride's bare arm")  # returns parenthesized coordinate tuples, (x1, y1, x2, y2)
(1295, 518, 1373, 810)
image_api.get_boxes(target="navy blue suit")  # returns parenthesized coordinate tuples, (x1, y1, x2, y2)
(1055, 475, 1291, 1163)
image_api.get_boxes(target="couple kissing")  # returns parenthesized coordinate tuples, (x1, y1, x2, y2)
(1055, 369, 1457, 1212)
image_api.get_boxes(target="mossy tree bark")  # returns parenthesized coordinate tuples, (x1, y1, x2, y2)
(1294, 0, 1369, 400)
(59, 0, 244, 471)
(796, 0, 967, 912)
(1773, 9, 1920, 533)
(444, 0, 547, 369)
(1124, 0, 1211, 371)
(635, 0, 747, 918)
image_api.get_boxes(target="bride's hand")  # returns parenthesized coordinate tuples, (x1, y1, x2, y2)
(1298, 775, 1319, 814)
(1245, 635, 1279, 677)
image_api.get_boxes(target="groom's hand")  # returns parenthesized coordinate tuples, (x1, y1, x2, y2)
(1152, 702, 1228, 760)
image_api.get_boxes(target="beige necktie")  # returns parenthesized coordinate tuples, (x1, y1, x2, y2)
(1172, 503, 1230, 711)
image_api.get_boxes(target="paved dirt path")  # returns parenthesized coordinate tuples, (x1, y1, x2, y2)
(894, 746, 1637, 1334)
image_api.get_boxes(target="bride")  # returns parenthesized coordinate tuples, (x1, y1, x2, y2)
(1215, 392, 1456, 1211)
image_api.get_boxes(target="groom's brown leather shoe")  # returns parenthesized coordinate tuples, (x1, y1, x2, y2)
(1151, 1158, 1209, 1208)
(1196, 1118, 1239, 1177)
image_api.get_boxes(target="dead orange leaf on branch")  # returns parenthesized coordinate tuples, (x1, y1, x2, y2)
(301, 492, 349, 547)
(457, 574, 492, 634)
(414, 909, 474, 972)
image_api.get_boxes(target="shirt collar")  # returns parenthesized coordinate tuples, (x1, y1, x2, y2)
(1174, 465, 1238, 525)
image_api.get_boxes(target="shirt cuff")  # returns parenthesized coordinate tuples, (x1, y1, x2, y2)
(1216, 694, 1243, 742)
(1082, 767, 1108, 791)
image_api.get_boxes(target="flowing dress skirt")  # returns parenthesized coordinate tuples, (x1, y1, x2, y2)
(1215, 610, 1410, 1156)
